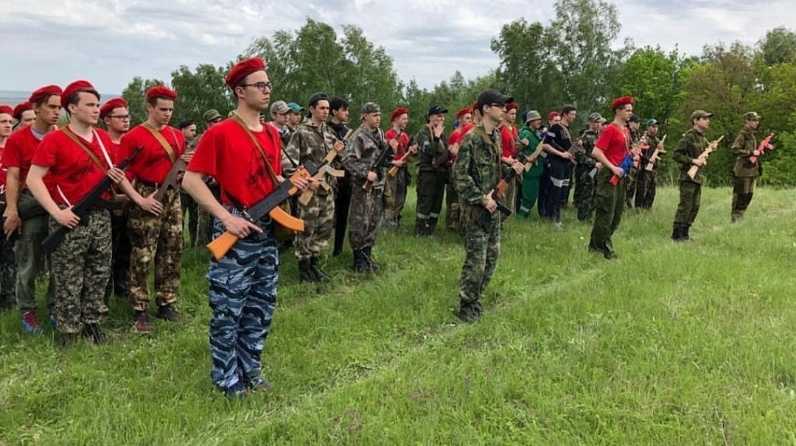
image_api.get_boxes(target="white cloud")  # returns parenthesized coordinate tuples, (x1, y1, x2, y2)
(1, 0, 794, 96)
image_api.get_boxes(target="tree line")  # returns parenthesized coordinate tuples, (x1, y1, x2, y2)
(121, 0, 796, 186)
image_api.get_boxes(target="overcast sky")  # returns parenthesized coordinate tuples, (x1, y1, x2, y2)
(1, 0, 794, 96)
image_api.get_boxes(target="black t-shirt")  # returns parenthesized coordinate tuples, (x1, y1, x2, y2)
(543, 123, 573, 159)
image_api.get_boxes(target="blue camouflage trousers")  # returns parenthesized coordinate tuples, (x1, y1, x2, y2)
(207, 213, 278, 392)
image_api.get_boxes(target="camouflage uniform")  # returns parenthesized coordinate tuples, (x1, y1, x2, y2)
(454, 123, 508, 320)
(415, 125, 448, 236)
(575, 129, 599, 221)
(103, 204, 131, 303)
(624, 128, 641, 209)
(341, 124, 388, 271)
(672, 128, 709, 240)
(208, 212, 277, 393)
(0, 226, 16, 310)
(127, 184, 183, 311)
(730, 125, 760, 222)
(517, 126, 544, 218)
(15, 191, 55, 312)
(284, 121, 339, 264)
(50, 209, 111, 334)
(634, 133, 660, 209)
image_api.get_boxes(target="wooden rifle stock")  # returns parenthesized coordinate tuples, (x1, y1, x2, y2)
(644, 134, 667, 171)
(297, 129, 351, 206)
(153, 158, 188, 203)
(686, 135, 723, 180)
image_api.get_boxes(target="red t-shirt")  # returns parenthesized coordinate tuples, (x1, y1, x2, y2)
(0, 145, 7, 190)
(1, 125, 46, 188)
(120, 124, 185, 184)
(385, 129, 410, 158)
(595, 123, 630, 166)
(500, 125, 518, 158)
(32, 128, 118, 205)
(187, 119, 282, 208)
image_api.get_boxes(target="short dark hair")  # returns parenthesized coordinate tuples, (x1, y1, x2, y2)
(33, 95, 59, 108)
(66, 89, 101, 110)
(146, 96, 173, 106)
(561, 105, 577, 115)
(330, 97, 348, 112)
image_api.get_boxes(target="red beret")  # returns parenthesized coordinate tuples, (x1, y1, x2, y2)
(61, 80, 96, 109)
(471, 101, 478, 112)
(146, 85, 178, 101)
(29, 85, 63, 104)
(505, 102, 518, 112)
(100, 98, 128, 118)
(0, 105, 13, 116)
(547, 111, 559, 121)
(226, 57, 267, 88)
(390, 107, 408, 122)
(13, 101, 32, 120)
(610, 96, 634, 110)
(456, 108, 471, 119)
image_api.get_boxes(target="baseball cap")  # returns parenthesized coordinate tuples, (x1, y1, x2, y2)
(427, 105, 448, 116)
(691, 110, 714, 120)
(270, 100, 289, 115)
(743, 111, 760, 121)
(476, 89, 513, 109)
(361, 102, 380, 114)
(203, 109, 222, 122)
(646, 119, 659, 126)
(287, 102, 305, 113)
(588, 112, 605, 123)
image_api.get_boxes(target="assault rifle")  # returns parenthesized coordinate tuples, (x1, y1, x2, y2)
(363, 143, 395, 192)
(296, 129, 351, 206)
(153, 157, 188, 203)
(474, 168, 518, 230)
(749, 132, 775, 164)
(388, 136, 417, 177)
(686, 135, 724, 180)
(207, 161, 318, 261)
(644, 134, 668, 171)
(42, 147, 142, 253)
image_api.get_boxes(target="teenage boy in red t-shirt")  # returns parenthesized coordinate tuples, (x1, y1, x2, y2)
(383, 107, 415, 228)
(183, 57, 309, 398)
(26, 80, 143, 346)
(588, 96, 634, 259)
(0, 105, 15, 311)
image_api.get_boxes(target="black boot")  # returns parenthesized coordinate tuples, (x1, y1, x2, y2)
(298, 258, 316, 283)
(683, 225, 691, 241)
(352, 250, 370, 273)
(457, 301, 481, 323)
(671, 225, 685, 242)
(82, 323, 107, 344)
(363, 247, 380, 272)
(415, 218, 428, 236)
(310, 256, 331, 282)
(427, 218, 438, 236)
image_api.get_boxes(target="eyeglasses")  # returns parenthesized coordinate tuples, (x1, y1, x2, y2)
(109, 115, 130, 120)
(241, 81, 273, 92)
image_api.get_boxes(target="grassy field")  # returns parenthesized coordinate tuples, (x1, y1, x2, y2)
(1, 186, 796, 445)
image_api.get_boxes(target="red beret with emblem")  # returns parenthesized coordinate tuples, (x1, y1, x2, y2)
(61, 80, 96, 109)
(390, 107, 408, 122)
(610, 96, 634, 111)
(100, 98, 128, 119)
(146, 85, 178, 101)
(226, 57, 267, 89)
(29, 85, 63, 104)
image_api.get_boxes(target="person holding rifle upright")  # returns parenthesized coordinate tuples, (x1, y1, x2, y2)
(453, 89, 523, 323)
(730, 112, 766, 222)
(183, 57, 309, 398)
(671, 110, 718, 241)
(588, 96, 634, 260)
(383, 107, 413, 228)
(25, 80, 143, 347)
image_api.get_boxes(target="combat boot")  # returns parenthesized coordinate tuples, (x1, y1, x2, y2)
(310, 256, 331, 282)
(682, 225, 691, 241)
(415, 218, 428, 236)
(427, 218, 439, 236)
(82, 323, 107, 344)
(298, 258, 316, 283)
(363, 247, 380, 272)
(352, 250, 370, 273)
(671, 225, 685, 242)
(457, 301, 481, 323)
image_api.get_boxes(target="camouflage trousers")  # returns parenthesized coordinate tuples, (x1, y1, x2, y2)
(731, 176, 757, 222)
(208, 213, 277, 391)
(127, 184, 182, 311)
(458, 204, 501, 305)
(349, 186, 384, 250)
(577, 166, 598, 221)
(0, 230, 16, 309)
(295, 191, 335, 260)
(181, 191, 198, 247)
(634, 168, 658, 210)
(50, 209, 111, 334)
(104, 209, 131, 302)
(625, 167, 639, 209)
(384, 168, 408, 226)
(588, 168, 626, 258)
(446, 171, 461, 230)
(673, 180, 702, 228)
(15, 191, 55, 312)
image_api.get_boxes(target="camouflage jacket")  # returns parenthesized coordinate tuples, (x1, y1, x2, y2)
(415, 124, 448, 172)
(341, 125, 389, 190)
(284, 121, 341, 193)
(575, 129, 599, 168)
(731, 126, 760, 178)
(641, 133, 660, 168)
(454, 123, 507, 207)
(673, 128, 710, 184)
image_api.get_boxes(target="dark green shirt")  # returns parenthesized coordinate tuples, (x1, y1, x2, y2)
(731, 126, 760, 178)
(673, 128, 710, 184)
(415, 125, 448, 172)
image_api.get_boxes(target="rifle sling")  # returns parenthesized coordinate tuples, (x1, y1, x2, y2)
(231, 114, 281, 192)
(142, 122, 177, 164)
(61, 126, 118, 199)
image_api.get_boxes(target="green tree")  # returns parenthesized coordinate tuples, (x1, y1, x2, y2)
(170, 64, 235, 131)
(121, 76, 166, 125)
(758, 27, 796, 66)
